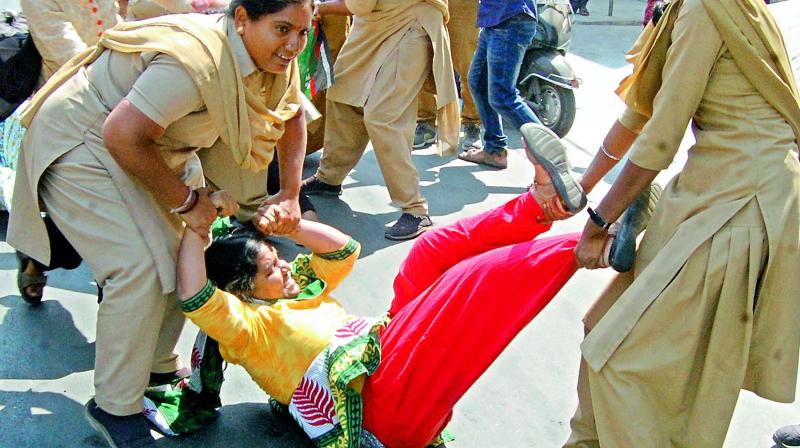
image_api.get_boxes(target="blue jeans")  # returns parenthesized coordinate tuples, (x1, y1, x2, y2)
(468, 14, 542, 154)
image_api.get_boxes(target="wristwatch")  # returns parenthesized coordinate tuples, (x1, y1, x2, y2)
(587, 207, 611, 231)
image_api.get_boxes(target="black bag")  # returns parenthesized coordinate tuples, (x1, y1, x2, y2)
(0, 11, 42, 120)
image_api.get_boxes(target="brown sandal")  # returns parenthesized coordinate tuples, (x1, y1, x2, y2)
(17, 254, 47, 306)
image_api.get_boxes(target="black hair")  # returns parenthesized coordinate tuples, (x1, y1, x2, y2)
(651, 1, 670, 25)
(227, 0, 313, 20)
(205, 227, 270, 298)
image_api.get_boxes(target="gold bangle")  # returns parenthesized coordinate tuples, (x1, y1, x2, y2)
(600, 144, 621, 161)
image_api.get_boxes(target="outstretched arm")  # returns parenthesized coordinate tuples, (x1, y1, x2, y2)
(257, 204, 350, 254)
(177, 228, 208, 300)
(177, 191, 238, 300)
(579, 117, 641, 194)
(286, 219, 351, 254)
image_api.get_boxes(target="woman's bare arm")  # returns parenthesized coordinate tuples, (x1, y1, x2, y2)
(102, 99, 217, 234)
(177, 228, 208, 300)
(579, 119, 639, 194)
(317, 0, 351, 16)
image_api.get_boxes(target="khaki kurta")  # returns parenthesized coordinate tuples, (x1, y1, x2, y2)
(329, 0, 460, 155)
(127, 0, 209, 19)
(20, 0, 121, 79)
(316, 0, 459, 215)
(567, 0, 800, 446)
(417, 0, 479, 124)
(7, 14, 302, 416)
(10, 14, 302, 292)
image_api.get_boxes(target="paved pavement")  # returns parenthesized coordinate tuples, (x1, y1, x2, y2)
(2, 1, 799, 446)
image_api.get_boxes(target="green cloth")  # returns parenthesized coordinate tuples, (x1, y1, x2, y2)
(143, 331, 224, 435)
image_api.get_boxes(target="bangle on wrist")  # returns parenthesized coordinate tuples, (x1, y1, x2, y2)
(600, 144, 621, 161)
(170, 187, 197, 214)
(587, 207, 611, 231)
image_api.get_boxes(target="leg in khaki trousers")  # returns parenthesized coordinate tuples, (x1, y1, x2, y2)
(39, 145, 184, 416)
(564, 271, 632, 448)
(316, 25, 432, 215)
(418, 0, 480, 125)
(306, 15, 351, 155)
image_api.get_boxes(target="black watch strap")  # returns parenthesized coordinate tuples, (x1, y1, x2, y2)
(587, 207, 611, 230)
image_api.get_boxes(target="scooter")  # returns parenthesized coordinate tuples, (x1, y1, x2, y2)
(517, 0, 580, 138)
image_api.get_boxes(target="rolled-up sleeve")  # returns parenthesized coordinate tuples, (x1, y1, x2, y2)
(182, 280, 260, 355)
(125, 54, 205, 129)
(627, 0, 723, 171)
(344, 0, 377, 16)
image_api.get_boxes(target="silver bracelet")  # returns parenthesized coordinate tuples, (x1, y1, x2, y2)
(170, 187, 196, 214)
(600, 144, 621, 161)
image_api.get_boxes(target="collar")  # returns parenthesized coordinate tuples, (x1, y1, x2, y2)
(224, 15, 259, 78)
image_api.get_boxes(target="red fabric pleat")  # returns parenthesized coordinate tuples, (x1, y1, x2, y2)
(363, 192, 580, 447)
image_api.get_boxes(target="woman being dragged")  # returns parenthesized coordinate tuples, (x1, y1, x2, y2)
(175, 129, 656, 447)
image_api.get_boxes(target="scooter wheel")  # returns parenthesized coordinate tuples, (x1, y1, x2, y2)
(525, 83, 576, 138)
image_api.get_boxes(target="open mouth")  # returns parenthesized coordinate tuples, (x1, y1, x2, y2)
(276, 52, 293, 63)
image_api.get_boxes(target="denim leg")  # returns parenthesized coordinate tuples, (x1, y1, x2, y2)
(486, 16, 542, 133)
(468, 29, 507, 154)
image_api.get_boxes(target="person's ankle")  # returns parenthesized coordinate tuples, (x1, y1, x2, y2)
(22, 258, 41, 275)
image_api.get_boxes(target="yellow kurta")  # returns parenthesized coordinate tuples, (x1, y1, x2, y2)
(183, 242, 360, 405)
(569, 0, 800, 446)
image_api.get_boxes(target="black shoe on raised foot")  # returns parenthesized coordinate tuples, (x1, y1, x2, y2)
(301, 175, 343, 196)
(385, 213, 432, 241)
(84, 399, 156, 448)
(608, 182, 663, 273)
(775, 424, 800, 447)
(519, 123, 587, 214)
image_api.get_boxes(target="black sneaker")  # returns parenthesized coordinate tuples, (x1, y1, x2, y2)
(775, 424, 800, 447)
(608, 183, 662, 272)
(301, 175, 342, 196)
(148, 367, 191, 388)
(413, 121, 437, 149)
(84, 399, 156, 448)
(385, 213, 432, 240)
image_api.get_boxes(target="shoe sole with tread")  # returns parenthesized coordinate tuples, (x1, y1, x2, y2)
(520, 123, 587, 213)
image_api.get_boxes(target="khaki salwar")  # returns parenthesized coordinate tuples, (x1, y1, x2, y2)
(40, 144, 186, 415)
(306, 15, 351, 155)
(417, 0, 479, 124)
(315, 0, 459, 215)
(318, 24, 432, 215)
(565, 0, 800, 446)
(8, 14, 301, 415)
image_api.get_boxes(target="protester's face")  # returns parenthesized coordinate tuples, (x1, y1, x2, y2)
(234, 3, 313, 74)
(251, 244, 301, 299)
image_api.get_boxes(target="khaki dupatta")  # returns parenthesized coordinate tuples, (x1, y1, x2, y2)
(21, 14, 302, 172)
(341, 0, 460, 156)
(615, 0, 800, 141)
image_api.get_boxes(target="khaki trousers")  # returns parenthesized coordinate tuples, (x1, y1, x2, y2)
(565, 201, 768, 448)
(306, 15, 351, 155)
(39, 144, 184, 416)
(417, 0, 479, 124)
(317, 25, 431, 215)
